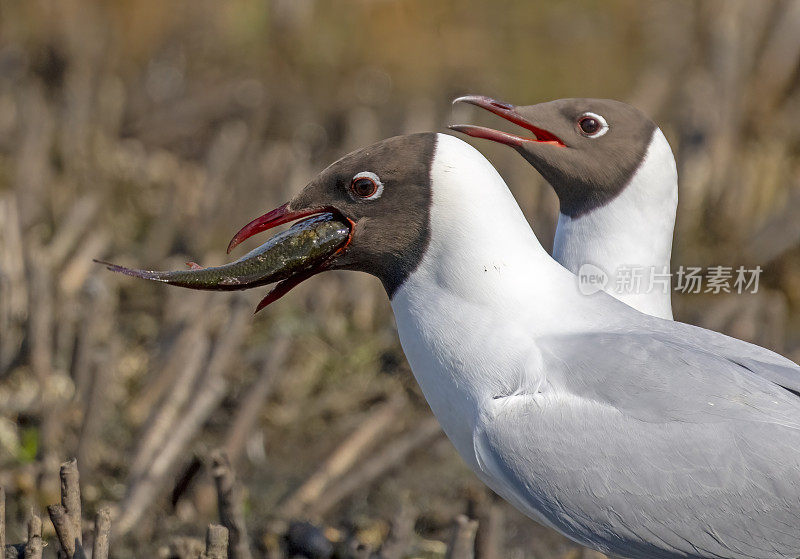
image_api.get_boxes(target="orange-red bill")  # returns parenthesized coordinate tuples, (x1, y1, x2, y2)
(451, 94, 565, 148)
(254, 268, 319, 313)
(227, 203, 329, 254)
(448, 124, 539, 149)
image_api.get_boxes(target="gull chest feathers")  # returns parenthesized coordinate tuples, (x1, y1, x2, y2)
(389, 134, 593, 469)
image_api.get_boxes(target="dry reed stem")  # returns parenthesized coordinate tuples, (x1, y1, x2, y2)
(202, 524, 229, 559)
(203, 295, 251, 381)
(127, 314, 210, 427)
(44, 196, 99, 268)
(91, 508, 111, 559)
(0, 487, 5, 555)
(119, 296, 249, 534)
(377, 502, 416, 559)
(128, 331, 211, 481)
(59, 459, 82, 545)
(313, 417, 442, 517)
(211, 451, 252, 559)
(77, 332, 117, 472)
(58, 232, 109, 297)
(280, 396, 403, 517)
(222, 338, 289, 466)
(26, 514, 40, 542)
(470, 492, 502, 559)
(26, 251, 53, 384)
(22, 537, 42, 559)
(24, 512, 42, 559)
(445, 515, 478, 559)
(47, 504, 80, 558)
(0, 192, 27, 374)
(117, 374, 227, 534)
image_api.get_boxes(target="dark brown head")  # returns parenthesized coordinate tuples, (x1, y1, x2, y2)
(226, 133, 438, 309)
(450, 96, 658, 217)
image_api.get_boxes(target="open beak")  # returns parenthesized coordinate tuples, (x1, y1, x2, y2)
(225, 203, 354, 312)
(98, 206, 353, 314)
(449, 95, 565, 149)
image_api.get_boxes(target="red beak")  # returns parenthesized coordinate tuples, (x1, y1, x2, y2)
(227, 203, 353, 312)
(227, 203, 327, 254)
(449, 95, 565, 148)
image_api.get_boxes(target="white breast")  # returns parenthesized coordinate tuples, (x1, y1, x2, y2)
(390, 134, 614, 468)
(553, 128, 678, 320)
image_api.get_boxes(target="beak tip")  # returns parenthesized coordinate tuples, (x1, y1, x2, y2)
(451, 94, 516, 112)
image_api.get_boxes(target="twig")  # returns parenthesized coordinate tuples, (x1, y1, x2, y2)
(60, 459, 82, 544)
(116, 374, 227, 535)
(23, 537, 42, 559)
(377, 502, 416, 559)
(48, 504, 86, 558)
(313, 417, 442, 517)
(202, 525, 229, 559)
(0, 192, 27, 375)
(26, 513, 40, 542)
(24, 512, 42, 559)
(127, 330, 210, 483)
(58, 231, 109, 297)
(118, 296, 249, 534)
(211, 451, 252, 559)
(44, 196, 98, 268)
(445, 515, 478, 559)
(26, 250, 53, 383)
(751, 0, 800, 113)
(126, 300, 210, 423)
(171, 338, 289, 507)
(77, 331, 118, 473)
(202, 295, 251, 381)
(469, 492, 502, 559)
(280, 396, 403, 517)
(91, 508, 111, 559)
(222, 339, 289, 466)
(1, 486, 5, 554)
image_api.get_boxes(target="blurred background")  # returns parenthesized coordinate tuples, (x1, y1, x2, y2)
(1, 0, 799, 557)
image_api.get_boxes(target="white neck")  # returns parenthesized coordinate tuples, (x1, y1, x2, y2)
(553, 128, 677, 320)
(390, 134, 619, 465)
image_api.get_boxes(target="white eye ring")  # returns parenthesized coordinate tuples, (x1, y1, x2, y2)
(577, 112, 609, 138)
(350, 171, 384, 200)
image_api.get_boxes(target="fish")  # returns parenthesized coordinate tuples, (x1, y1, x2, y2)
(96, 213, 351, 300)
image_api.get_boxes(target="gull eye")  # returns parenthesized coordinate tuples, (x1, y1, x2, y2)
(577, 112, 609, 138)
(350, 171, 384, 200)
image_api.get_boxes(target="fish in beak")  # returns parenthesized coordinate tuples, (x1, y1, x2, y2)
(98, 211, 352, 313)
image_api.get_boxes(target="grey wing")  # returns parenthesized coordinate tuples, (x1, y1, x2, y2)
(474, 333, 800, 559)
(544, 331, 800, 429)
(652, 316, 800, 396)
